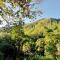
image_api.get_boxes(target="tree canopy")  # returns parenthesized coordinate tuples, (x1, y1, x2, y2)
(0, 0, 43, 27)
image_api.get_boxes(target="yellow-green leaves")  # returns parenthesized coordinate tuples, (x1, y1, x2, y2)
(11, 25, 24, 40)
(28, 0, 32, 2)
(0, 0, 4, 7)
(22, 42, 31, 52)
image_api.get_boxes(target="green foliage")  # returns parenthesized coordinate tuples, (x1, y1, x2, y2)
(10, 25, 24, 40)
(45, 42, 57, 53)
(24, 18, 60, 60)
(0, 18, 60, 60)
(22, 42, 31, 52)
(35, 38, 44, 52)
(24, 18, 60, 35)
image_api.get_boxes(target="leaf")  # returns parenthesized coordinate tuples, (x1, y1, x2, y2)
(0, 0, 3, 6)
(28, 0, 32, 2)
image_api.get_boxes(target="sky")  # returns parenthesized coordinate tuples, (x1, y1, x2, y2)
(25, 0, 60, 23)
(40, 0, 60, 19)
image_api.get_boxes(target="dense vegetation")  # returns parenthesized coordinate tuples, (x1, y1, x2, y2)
(0, 0, 60, 60)
(0, 18, 60, 60)
(0, 0, 44, 60)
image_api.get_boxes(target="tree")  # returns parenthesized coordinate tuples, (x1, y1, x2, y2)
(35, 38, 45, 56)
(0, 0, 43, 60)
(0, 0, 42, 27)
(45, 34, 60, 60)
(45, 42, 57, 60)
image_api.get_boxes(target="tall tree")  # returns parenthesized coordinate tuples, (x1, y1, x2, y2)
(0, 0, 43, 26)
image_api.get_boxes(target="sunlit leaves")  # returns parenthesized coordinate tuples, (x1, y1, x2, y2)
(11, 25, 24, 40)
(0, 0, 3, 6)
(22, 42, 31, 52)
(35, 38, 44, 52)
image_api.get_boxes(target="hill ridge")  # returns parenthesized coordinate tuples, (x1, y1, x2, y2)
(24, 18, 60, 36)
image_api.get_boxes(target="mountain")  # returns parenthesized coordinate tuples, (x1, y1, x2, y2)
(24, 18, 60, 36)
(0, 18, 60, 36)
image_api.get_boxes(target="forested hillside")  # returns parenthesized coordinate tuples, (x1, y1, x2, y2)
(24, 18, 60, 36)
(0, 18, 60, 60)
(0, 0, 60, 60)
